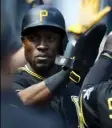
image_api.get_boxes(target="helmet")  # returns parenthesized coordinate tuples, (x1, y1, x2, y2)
(22, 5, 68, 54)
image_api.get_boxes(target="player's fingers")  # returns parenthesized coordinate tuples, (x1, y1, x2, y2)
(85, 0, 90, 6)
(93, 0, 100, 5)
(80, 0, 91, 11)
(79, 0, 86, 14)
(96, 6, 111, 21)
(92, 0, 96, 4)
(82, 0, 89, 7)
(81, 0, 85, 5)
(81, 0, 86, 8)
(25, 0, 34, 4)
(93, 0, 100, 13)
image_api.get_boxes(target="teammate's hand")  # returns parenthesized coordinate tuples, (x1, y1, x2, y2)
(68, 0, 111, 34)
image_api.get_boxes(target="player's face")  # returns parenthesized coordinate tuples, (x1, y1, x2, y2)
(22, 28, 61, 72)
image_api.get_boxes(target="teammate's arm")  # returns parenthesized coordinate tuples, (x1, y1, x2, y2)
(82, 32, 112, 86)
(79, 53, 112, 127)
(82, 54, 112, 86)
(80, 32, 112, 126)
(80, 48, 112, 110)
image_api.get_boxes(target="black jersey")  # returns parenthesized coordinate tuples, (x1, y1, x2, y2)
(13, 66, 67, 128)
(80, 80, 112, 128)
(13, 65, 82, 128)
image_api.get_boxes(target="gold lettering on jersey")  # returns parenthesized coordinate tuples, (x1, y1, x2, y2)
(107, 98, 112, 119)
(40, 10, 48, 22)
(71, 96, 85, 128)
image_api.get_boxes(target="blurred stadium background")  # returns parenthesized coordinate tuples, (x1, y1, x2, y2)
(1, 0, 112, 57)
(52, 0, 112, 57)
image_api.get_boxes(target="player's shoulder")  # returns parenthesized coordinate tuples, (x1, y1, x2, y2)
(97, 81, 112, 128)
(13, 66, 43, 88)
(13, 67, 33, 81)
(96, 80, 112, 97)
(96, 80, 112, 107)
(81, 80, 112, 97)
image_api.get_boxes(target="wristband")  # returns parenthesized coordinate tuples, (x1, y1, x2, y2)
(44, 69, 70, 92)
(55, 55, 75, 69)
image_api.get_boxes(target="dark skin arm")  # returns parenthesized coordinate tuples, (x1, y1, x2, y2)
(17, 81, 52, 105)
(17, 69, 70, 105)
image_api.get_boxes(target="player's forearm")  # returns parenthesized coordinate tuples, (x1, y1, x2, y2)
(18, 69, 70, 105)
(18, 81, 52, 105)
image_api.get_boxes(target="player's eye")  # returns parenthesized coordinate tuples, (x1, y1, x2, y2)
(27, 35, 41, 42)
(47, 35, 59, 43)
(48, 36, 55, 42)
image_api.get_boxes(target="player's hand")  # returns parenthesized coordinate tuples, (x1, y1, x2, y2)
(68, 0, 111, 34)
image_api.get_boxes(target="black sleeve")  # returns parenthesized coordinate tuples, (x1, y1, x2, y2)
(12, 70, 41, 92)
(79, 54, 112, 127)
(13, 82, 25, 92)
(80, 81, 112, 128)
(12, 71, 29, 92)
(82, 55, 112, 86)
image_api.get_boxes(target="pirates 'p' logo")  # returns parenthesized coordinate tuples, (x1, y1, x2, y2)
(40, 10, 48, 22)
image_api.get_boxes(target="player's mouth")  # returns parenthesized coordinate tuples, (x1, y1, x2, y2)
(37, 56, 49, 60)
(36, 54, 51, 61)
